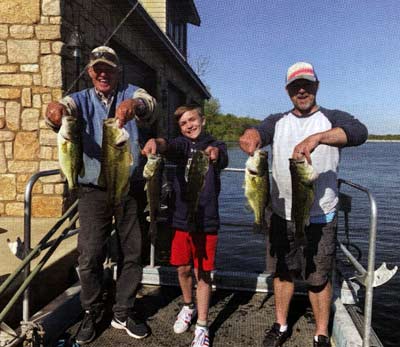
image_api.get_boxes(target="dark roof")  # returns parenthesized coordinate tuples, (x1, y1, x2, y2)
(180, 0, 201, 26)
(126, 0, 210, 99)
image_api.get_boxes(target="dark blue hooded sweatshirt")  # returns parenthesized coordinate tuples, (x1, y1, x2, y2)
(166, 133, 229, 233)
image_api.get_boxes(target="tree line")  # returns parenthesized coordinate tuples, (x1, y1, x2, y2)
(204, 98, 260, 142)
(203, 98, 399, 142)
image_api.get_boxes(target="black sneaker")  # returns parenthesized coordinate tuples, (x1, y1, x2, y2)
(75, 310, 98, 344)
(262, 323, 290, 347)
(111, 314, 150, 339)
(313, 335, 331, 347)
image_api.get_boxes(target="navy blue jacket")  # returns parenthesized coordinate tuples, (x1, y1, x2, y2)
(166, 133, 229, 233)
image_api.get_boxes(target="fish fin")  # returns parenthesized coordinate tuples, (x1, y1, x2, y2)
(244, 202, 252, 212)
(253, 220, 268, 234)
(146, 215, 151, 222)
(187, 213, 197, 232)
(252, 223, 263, 234)
(148, 222, 157, 245)
(79, 164, 85, 178)
(115, 127, 130, 146)
(294, 234, 306, 247)
(97, 174, 105, 188)
(184, 157, 192, 182)
(309, 169, 319, 182)
(144, 204, 149, 213)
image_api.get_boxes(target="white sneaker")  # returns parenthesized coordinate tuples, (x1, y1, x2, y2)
(173, 306, 196, 334)
(191, 325, 210, 347)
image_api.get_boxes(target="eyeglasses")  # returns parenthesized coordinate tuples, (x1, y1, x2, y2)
(287, 80, 318, 91)
(89, 51, 119, 65)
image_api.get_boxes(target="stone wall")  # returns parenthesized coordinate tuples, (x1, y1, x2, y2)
(0, 0, 205, 217)
(0, 0, 64, 217)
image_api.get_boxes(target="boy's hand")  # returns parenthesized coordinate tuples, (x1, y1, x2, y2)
(142, 138, 157, 156)
(141, 138, 167, 156)
(205, 146, 219, 162)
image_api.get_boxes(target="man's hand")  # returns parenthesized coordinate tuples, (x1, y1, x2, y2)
(45, 102, 67, 127)
(205, 146, 219, 162)
(239, 128, 261, 155)
(292, 133, 321, 164)
(115, 99, 143, 128)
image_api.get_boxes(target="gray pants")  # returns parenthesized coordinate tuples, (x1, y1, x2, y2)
(77, 186, 143, 318)
(267, 213, 337, 287)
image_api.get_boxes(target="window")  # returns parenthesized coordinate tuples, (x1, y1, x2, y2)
(167, 3, 187, 56)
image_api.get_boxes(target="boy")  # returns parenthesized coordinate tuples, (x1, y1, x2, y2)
(142, 104, 228, 347)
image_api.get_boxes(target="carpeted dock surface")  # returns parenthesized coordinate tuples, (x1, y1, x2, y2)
(67, 285, 317, 347)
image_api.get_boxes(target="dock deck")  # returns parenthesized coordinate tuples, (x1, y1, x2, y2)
(67, 285, 316, 347)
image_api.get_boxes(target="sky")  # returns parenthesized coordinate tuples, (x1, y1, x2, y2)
(188, 1, 400, 135)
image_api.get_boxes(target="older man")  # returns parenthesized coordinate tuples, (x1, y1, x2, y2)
(45, 46, 156, 344)
(239, 62, 368, 347)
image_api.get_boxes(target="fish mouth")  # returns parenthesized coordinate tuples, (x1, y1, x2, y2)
(247, 168, 258, 175)
(290, 157, 306, 163)
(115, 141, 127, 148)
(59, 128, 73, 141)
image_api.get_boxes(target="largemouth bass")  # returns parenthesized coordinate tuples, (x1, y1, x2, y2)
(98, 118, 132, 205)
(57, 116, 83, 190)
(143, 154, 164, 243)
(185, 150, 209, 232)
(244, 149, 270, 233)
(289, 157, 319, 245)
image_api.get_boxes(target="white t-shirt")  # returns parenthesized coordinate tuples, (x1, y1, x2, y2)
(255, 107, 368, 221)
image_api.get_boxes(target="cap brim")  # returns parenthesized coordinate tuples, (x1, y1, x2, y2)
(88, 58, 117, 68)
(286, 75, 317, 86)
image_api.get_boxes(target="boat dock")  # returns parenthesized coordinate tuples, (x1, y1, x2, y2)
(0, 170, 396, 347)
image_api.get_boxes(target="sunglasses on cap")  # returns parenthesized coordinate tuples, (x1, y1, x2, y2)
(89, 51, 119, 65)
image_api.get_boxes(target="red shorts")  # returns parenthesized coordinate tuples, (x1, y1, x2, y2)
(170, 229, 218, 271)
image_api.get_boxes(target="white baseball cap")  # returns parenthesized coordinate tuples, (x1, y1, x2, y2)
(286, 62, 318, 86)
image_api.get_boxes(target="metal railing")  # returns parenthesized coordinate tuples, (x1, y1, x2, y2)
(336, 178, 377, 347)
(0, 170, 79, 344)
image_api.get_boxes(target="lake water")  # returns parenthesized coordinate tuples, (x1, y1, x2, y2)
(215, 142, 400, 347)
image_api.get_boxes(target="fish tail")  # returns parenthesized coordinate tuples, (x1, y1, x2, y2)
(149, 221, 157, 245)
(252, 223, 263, 234)
(253, 218, 268, 234)
(187, 212, 197, 232)
(294, 228, 306, 247)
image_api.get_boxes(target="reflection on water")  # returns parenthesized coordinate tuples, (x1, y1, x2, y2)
(216, 143, 400, 347)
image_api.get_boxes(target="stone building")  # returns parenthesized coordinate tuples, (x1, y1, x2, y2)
(0, 0, 210, 217)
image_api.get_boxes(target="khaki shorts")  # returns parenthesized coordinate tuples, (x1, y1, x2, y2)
(266, 213, 337, 287)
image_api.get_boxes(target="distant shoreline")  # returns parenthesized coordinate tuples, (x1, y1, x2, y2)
(226, 139, 400, 146)
(367, 139, 400, 142)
